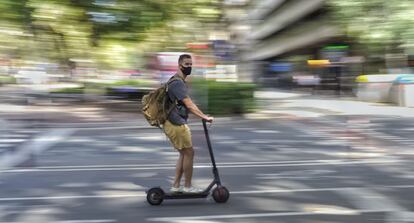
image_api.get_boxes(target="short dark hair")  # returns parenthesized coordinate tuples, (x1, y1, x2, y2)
(178, 54, 191, 64)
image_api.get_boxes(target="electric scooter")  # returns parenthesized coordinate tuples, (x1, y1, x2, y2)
(146, 119, 230, 205)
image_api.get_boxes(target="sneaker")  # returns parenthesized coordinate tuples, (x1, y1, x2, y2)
(170, 186, 183, 193)
(183, 186, 204, 193)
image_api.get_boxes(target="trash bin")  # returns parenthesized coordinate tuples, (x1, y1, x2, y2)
(355, 74, 401, 102)
(390, 75, 414, 107)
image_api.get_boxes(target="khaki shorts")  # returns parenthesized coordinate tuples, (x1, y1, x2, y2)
(163, 120, 192, 150)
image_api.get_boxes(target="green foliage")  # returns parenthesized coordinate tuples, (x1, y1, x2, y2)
(110, 79, 152, 87)
(328, 0, 414, 53)
(0, 0, 222, 69)
(49, 87, 84, 94)
(0, 75, 17, 85)
(0, 0, 31, 26)
(192, 78, 256, 115)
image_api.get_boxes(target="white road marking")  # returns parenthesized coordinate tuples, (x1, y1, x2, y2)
(147, 210, 382, 222)
(0, 159, 397, 173)
(250, 130, 280, 134)
(1, 134, 28, 138)
(256, 169, 337, 179)
(0, 139, 26, 143)
(15, 130, 40, 134)
(337, 188, 414, 222)
(402, 128, 414, 131)
(147, 187, 414, 222)
(14, 159, 370, 169)
(0, 194, 145, 201)
(2, 220, 116, 223)
(0, 185, 413, 202)
(0, 129, 76, 169)
(229, 185, 414, 194)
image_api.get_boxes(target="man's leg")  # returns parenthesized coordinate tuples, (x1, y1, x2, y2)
(181, 147, 194, 188)
(173, 150, 184, 188)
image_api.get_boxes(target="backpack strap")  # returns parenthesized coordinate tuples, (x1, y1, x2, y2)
(164, 75, 185, 121)
(165, 75, 184, 92)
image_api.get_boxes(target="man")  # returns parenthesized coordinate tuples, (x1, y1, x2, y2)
(163, 54, 214, 193)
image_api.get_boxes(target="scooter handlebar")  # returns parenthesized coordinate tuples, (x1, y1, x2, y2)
(202, 119, 211, 132)
(202, 119, 213, 125)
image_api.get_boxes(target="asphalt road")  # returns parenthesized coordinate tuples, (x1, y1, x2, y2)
(1, 115, 413, 223)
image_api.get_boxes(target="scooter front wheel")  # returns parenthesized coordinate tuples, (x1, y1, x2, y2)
(147, 187, 164, 205)
(212, 186, 230, 203)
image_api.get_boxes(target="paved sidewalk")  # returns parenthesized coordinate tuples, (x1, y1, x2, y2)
(250, 90, 414, 119)
(2, 84, 413, 125)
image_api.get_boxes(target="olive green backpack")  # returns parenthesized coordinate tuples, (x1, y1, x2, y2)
(141, 76, 182, 128)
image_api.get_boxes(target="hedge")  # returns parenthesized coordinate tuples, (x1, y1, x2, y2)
(0, 75, 16, 85)
(191, 79, 256, 115)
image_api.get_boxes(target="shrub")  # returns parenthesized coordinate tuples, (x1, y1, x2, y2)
(0, 75, 16, 85)
(49, 87, 84, 94)
(191, 78, 256, 115)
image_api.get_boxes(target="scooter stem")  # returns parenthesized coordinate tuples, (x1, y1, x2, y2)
(202, 119, 221, 184)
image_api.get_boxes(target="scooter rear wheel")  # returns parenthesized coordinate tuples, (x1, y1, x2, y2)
(147, 188, 164, 205)
(212, 186, 230, 203)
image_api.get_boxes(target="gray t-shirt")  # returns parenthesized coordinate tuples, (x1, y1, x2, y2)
(167, 76, 189, 125)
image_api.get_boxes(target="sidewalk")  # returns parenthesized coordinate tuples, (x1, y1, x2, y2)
(249, 89, 414, 119)
(2, 84, 414, 126)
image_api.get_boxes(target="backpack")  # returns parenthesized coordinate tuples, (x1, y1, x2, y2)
(141, 76, 182, 128)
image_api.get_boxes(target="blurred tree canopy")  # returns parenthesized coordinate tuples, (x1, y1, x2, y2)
(0, 0, 222, 69)
(329, 0, 414, 54)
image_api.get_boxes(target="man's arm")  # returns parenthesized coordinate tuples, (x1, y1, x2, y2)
(182, 97, 213, 122)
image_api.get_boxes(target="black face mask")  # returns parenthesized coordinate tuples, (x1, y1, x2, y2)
(181, 66, 192, 76)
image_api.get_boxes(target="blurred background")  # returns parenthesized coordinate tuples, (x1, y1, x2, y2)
(0, 0, 413, 110)
(1, 1, 414, 222)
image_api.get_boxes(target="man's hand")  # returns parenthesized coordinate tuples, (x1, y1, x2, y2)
(204, 116, 214, 123)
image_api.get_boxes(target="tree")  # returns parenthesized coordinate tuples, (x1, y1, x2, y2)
(0, 0, 222, 70)
(328, 0, 414, 55)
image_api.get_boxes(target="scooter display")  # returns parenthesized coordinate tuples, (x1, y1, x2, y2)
(146, 120, 230, 205)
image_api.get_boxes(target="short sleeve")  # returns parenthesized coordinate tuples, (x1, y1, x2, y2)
(168, 80, 188, 101)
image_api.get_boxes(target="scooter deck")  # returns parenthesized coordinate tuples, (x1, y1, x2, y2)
(164, 192, 209, 199)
